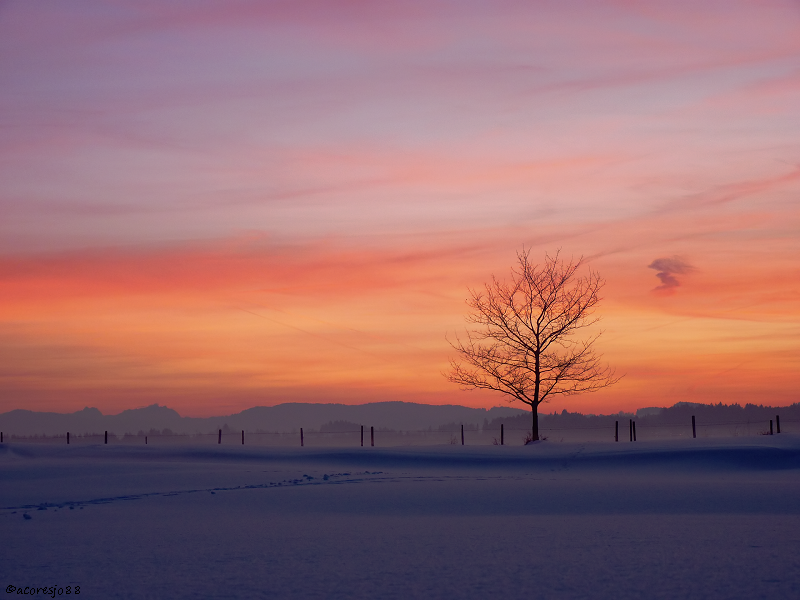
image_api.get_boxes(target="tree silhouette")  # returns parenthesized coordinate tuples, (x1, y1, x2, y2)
(446, 249, 620, 441)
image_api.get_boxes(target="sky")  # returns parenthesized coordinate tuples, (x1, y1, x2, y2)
(1, 0, 799, 417)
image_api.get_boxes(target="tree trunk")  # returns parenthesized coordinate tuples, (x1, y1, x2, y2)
(531, 404, 539, 441)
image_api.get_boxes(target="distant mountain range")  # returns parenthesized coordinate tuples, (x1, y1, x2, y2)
(0, 402, 527, 436)
(1, 400, 797, 437)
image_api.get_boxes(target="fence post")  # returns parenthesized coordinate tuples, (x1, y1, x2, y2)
(629, 419, 633, 442)
(770, 420, 774, 435)
(615, 421, 618, 442)
(105, 431, 108, 444)
(242, 430, 244, 445)
(67, 432, 69, 445)
(692, 415, 696, 439)
(361, 425, 364, 447)
(1, 431, 3, 443)
(501, 424, 504, 445)
(370, 426, 374, 447)
(633, 421, 637, 442)
(145, 436, 147, 445)
(461, 424, 464, 445)
(218, 429, 221, 444)
(300, 428, 304, 447)
(776, 415, 781, 434)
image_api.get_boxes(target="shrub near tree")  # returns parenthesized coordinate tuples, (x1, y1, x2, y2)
(447, 249, 620, 441)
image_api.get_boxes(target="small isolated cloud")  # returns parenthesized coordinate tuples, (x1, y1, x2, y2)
(648, 256, 694, 293)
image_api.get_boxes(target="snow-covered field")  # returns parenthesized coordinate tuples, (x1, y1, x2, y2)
(2, 436, 798, 599)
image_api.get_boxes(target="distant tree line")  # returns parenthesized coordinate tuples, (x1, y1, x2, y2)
(482, 402, 800, 432)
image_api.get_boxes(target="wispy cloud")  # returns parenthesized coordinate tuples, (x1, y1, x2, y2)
(648, 256, 695, 293)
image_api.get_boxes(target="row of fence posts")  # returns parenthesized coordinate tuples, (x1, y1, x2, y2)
(61, 431, 110, 445)
(29, 425, 473, 446)
(296, 426, 378, 447)
(613, 420, 636, 442)
(617, 415, 782, 442)
(0, 415, 786, 446)
(617, 420, 635, 442)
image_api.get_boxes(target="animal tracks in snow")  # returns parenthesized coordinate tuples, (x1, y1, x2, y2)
(1, 471, 553, 515)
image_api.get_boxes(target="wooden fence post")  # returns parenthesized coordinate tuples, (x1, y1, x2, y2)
(300, 428, 304, 447)
(776, 415, 781, 434)
(633, 421, 637, 442)
(242, 430, 244, 445)
(501, 424, 504, 445)
(370, 426, 374, 447)
(770, 419, 774, 435)
(1, 431, 3, 443)
(105, 431, 108, 444)
(692, 415, 696, 439)
(218, 429, 221, 444)
(145, 436, 147, 445)
(67, 432, 69, 445)
(615, 421, 618, 442)
(461, 424, 464, 446)
(629, 419, 633, 442)
(361, 425, 364, 447)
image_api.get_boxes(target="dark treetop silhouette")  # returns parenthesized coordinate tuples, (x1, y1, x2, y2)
(447, 249, 620, 441)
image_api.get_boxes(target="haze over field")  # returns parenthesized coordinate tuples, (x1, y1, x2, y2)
(1, 1, 799, 418)
(1, 401, 796, 442)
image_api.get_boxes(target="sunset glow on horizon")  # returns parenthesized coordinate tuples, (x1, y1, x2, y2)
(1, 1, 798, 417)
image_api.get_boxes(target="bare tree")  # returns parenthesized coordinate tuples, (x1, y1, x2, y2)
(446, 249, 620, 441)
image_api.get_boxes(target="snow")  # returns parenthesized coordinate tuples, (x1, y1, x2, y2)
(1, 436, 799, 599)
